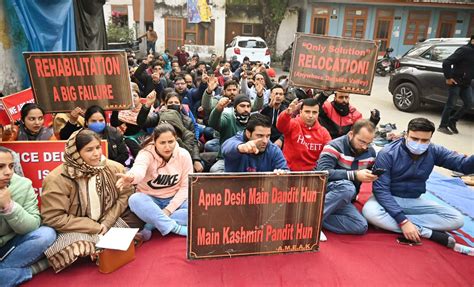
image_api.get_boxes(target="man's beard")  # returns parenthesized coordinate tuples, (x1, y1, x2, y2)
(333, 101, 350, 116)
(350, 138, 367, 156)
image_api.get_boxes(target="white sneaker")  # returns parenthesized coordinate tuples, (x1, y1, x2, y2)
(320, 231, 327, 242)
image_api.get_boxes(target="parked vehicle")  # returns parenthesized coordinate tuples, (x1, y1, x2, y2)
(375, 48, 399, 76)
(282, 43, 293, 72)
(388, 38, 474, 112)
(225, 36, 271, 65)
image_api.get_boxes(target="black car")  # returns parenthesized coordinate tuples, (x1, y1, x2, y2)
(388, 38, 474, 112)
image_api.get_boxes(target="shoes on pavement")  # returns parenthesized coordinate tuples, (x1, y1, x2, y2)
(437, 127, 453, 135)
(448, 122, 459, 134)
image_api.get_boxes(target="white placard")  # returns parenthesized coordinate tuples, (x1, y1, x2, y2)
(96, 228, 139, 251)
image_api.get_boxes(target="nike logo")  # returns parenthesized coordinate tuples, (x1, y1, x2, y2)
(147, 174, 179, 189)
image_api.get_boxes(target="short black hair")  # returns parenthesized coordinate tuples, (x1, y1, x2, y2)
(407, 117, 435, 134)
(224, 80, 239, 90)
(301, 98, 318, 109)
(84, 105, 106, 125)
(270, 84, 284, 92)
(246, 113, 271, 133)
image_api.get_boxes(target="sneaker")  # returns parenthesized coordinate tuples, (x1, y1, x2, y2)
(437, 127, 453, 135)
(448, 122, 459, 134)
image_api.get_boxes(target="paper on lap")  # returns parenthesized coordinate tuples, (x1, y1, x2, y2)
(96, 228, 139, 251)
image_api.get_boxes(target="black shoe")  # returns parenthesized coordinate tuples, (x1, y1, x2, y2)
(448, 122, 459, 134)
(437, 127, 453, 135)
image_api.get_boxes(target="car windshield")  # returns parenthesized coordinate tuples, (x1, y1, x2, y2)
(403, 44, 430, 57)
(420, 45, 460, 62)
(238, 40, 267, 48)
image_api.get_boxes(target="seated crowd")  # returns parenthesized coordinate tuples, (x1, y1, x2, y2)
(1, 47, 473, 286)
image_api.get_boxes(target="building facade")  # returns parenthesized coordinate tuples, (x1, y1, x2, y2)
(300, 0, 474, 56)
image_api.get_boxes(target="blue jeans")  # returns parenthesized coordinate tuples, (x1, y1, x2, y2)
(362, 195, 464, 238)
(128, 193, 188, 236)
(146, 41, 156, 55)
(439, 85, 473, 127)
(0, 226, 56, 287)
(323, 180, 368, 234)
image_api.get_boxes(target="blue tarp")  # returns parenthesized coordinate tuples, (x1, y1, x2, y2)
(427, 171, 474, 220)
(11, 0, 76, 52)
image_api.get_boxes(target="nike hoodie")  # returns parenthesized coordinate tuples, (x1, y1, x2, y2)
(276, 111, 331, 171)
(128, 143, 193, 213)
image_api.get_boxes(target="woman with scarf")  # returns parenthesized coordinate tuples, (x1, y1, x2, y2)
(2, 103, 54, 141)
(40, 129, 142, 272)
(59, 105, 129, 165)
(116, 123, 193, 240)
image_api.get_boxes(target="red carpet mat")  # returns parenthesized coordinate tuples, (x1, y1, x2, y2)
(25, 229, 473, 287)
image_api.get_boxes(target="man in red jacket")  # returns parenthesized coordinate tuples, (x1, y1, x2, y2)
(276, 98, 331, 171)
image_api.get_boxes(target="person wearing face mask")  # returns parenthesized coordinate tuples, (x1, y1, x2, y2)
(208, 94, 254, 173)
(2, 103, 54, 141)
(362, 118, 474, 256)
(316, 120, 377, 237)
(438, 35, 474, 135)
(316, 91, 380, 139)
(59, 105, 129, 165)
(276, 98, 331, 171)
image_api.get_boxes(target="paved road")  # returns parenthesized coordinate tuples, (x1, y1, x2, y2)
(274, 68, 474, 175)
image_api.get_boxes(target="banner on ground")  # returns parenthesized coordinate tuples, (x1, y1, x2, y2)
(187, 172, 327, 259)
(2, 140, 108, 197)
(289, 33, 379, 95)
(0, 88, 53, 126)
(24, 51, 132, 113)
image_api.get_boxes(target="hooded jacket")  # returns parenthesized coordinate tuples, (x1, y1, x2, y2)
(158, 109, 201, 163)
(442, 37, 474, 86)
(276, 111, 331, 171)
(128, 144, 193, 213)
(222, 132, 288, 172)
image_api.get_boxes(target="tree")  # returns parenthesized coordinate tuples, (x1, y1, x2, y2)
(258, 0, 290, 56)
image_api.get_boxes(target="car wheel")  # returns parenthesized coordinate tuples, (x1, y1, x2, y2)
(392, 82, 420, 112)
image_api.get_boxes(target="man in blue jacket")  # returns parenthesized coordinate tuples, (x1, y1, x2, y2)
(363, 118, 474, 256)
(222, 113, 288, 172)
(317, 119, 377, 235)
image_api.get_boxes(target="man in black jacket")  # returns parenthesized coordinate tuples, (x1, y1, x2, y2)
(438, 35, 474, 135)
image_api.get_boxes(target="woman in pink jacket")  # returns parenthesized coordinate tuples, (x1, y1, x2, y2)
(116, 123, 193, 239)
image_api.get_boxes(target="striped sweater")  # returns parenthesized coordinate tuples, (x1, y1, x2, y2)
(316, 135, 375, 191)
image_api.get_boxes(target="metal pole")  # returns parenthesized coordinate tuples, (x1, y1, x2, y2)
(139, 0, 146, 56)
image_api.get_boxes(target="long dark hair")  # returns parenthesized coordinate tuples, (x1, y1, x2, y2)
(84, 105, 106, 127)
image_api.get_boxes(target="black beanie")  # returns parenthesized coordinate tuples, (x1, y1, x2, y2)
(233, 94, 251, 106)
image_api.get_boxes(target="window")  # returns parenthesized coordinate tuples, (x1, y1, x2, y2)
(242, 24, 254, 35)
(404, 11, 431, 45)
(111, 5, 128, 27)
(343, 8, 368, 39)
(421, 45, 459, 62)
(165, 17, 215, 50)
(238, 40, 267, 48)
(311, 7, 329, 35)
(374, 9, 394, 53)
(436, 12, 456, 38)
(184, 20, 215, 45)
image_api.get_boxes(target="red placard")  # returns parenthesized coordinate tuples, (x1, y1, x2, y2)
(0, 102, 10, 126)
(0, 88, 53, 126)
(1, 140, 108, 198)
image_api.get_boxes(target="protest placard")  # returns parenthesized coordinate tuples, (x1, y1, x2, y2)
(0, 88, 53, 126)
(2, 140, 108, 197)
(24, 51, 132, 113)
(289, 33, 379, 95)
(188, 172, 327, 259)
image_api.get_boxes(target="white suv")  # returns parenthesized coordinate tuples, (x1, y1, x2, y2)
(225, 36, 271, 65)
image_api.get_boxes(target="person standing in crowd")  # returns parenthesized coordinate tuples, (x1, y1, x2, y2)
(41, 129, 142, 272)
(317, 120, 377, 236)
(0, 147, 56, 286)
(117, 124, 193, 240)
(276, 98, 331, 171)
(438, 35, 474, 135)
(222, 113, 288, 172)
(2, 103, 54, 141)
(60, 105, 129, 166)
(363, 118, 474, 256)
(316, 91, 380, 139)
(139, 25, 158, 55)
